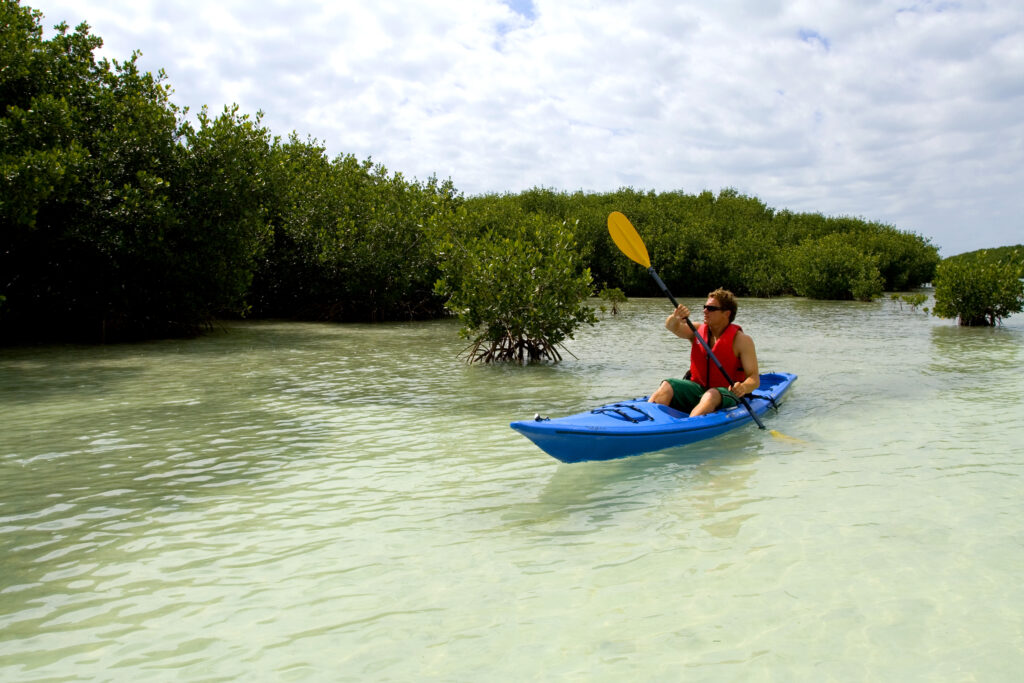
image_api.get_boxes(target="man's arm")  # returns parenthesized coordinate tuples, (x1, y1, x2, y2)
(731, 332, 760, 397)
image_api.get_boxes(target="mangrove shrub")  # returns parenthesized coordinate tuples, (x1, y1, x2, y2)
(435, 201, 596, 362)
(932, 248, 1024, 326)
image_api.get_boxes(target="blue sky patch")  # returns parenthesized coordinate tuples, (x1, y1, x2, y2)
(799, 28, 831, 51)
(501, 0, 537, 21)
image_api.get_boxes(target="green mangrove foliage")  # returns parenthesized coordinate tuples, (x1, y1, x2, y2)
(786, 233, 885, 301)
(434, 199, 596, 362)
(0, 2, 276, 340)
(598, 286, 627, 315)
(890, 292, 928, 313)
(468, 187, 939, 302)
(0, 1, 461, 340)
(2, 4, 182, 340)
(172, 106, 277, 325)
(932, 247, 1024, 326)
(250, 135, 460, 322)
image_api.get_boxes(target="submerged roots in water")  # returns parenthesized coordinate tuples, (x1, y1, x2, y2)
(464, 335, 571, 364)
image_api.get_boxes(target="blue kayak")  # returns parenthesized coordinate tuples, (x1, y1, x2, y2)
(510, 371, 797, 463)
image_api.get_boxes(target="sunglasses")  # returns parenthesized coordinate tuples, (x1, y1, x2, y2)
(703, 304, 724, 312)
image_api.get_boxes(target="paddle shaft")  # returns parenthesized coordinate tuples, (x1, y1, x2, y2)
(647, 267, 678, 307)
(647, 266, 766, 430)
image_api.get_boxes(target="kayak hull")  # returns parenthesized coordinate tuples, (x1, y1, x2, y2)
(510, 371, 797, 463)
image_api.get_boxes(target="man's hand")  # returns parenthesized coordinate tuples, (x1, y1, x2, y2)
(730, 381, 749, 398)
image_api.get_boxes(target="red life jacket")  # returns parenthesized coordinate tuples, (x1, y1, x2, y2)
(689, 323, 746, 389)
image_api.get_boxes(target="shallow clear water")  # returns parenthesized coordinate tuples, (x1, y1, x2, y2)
(2, 297, 1022, 680)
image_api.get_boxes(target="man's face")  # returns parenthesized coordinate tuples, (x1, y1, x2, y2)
(703, 298, 726, 323)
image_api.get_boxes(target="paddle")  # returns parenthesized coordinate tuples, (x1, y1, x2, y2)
(607, 210, 769, 430)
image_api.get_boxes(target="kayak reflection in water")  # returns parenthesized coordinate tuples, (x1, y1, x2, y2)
(647, 288, 760, 417)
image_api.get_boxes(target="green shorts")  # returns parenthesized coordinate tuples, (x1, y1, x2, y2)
(664, 378, 738, 413)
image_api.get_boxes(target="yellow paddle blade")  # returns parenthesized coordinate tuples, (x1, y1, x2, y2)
(607, 211, 651, 268)
(769, 429, 809, 444)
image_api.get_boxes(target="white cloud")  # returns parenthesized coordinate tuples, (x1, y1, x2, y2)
(32, 0, 1024, 254)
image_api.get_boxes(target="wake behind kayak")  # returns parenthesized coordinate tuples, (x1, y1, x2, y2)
(510, 371, 797, 463)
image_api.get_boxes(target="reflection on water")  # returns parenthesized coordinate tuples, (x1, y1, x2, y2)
(1, 301, 1022, 680)
(929, 323, 1024, 375)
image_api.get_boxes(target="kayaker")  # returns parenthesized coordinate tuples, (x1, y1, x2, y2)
(647, 288, 760, 416)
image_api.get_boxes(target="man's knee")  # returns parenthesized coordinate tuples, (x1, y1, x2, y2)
(649, 381, 673, 405)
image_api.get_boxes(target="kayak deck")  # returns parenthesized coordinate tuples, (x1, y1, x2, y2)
(510, 371, 797, 463)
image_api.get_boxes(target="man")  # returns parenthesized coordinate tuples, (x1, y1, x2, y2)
(647, 288, 759, 416)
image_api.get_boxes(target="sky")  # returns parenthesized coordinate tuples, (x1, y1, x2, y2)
(31, 0, 1024, 256)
